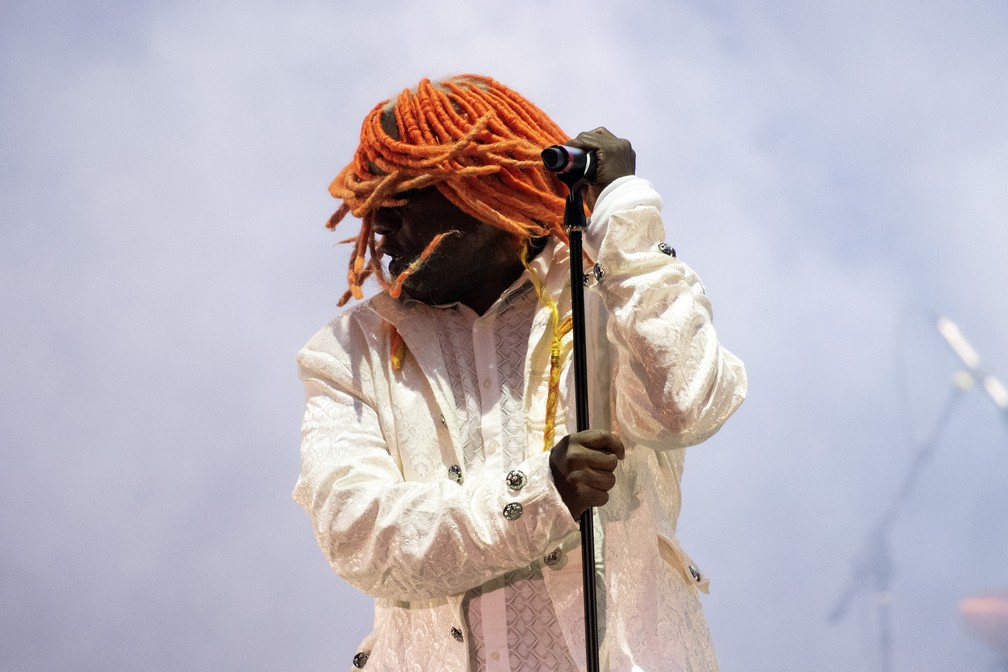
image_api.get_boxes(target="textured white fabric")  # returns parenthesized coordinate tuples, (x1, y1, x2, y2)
(431, 283, 577, 672)
(294, 176, 748, 672)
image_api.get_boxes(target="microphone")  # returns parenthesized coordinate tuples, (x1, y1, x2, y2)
(542, 145, 597, 183)
(936, 316, 1008, 421)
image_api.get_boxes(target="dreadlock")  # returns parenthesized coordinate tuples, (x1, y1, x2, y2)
(326, 74, 570, 306)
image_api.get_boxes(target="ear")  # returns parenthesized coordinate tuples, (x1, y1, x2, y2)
(380, 104, 401, 141)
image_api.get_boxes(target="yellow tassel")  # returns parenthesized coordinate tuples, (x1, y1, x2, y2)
(390, 327, 407, 371)
(543, 316, 573, 451)
(521, 244, 572, 452)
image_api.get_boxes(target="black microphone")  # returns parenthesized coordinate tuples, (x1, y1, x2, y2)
(542, 145, 597, 183)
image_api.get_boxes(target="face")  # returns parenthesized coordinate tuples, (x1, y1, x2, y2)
(372, 187, 526, 313)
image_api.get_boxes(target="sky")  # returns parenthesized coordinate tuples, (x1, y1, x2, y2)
(2, 1, 1007, 670)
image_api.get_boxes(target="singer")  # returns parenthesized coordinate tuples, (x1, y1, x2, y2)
(293, 74, 747, 672)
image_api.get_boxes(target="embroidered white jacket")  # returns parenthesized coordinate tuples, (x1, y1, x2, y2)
(294, 176, 748, 672)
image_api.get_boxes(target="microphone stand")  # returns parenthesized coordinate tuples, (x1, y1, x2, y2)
(543, 144, 601, 672)
(564, 183, 601, 672)
(542, 144, 601, 672)
(827, 381, 967, 672)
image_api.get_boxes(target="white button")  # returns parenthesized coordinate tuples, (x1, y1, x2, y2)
(490, 652, 501, 662)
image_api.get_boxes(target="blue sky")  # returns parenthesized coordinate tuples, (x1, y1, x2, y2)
(2, 1, 1007, 670)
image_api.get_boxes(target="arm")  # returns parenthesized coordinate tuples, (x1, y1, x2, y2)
(568, 130, 747, 449)
(294, 339, 580, 602)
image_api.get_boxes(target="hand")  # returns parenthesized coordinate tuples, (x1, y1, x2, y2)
(549, 430, 626, 520)
(565, 127, 636, 210)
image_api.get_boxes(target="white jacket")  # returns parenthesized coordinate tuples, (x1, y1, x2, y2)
(294, 176, 748, 672)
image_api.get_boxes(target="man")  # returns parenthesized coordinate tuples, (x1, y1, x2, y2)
(294, 74, 747, 672)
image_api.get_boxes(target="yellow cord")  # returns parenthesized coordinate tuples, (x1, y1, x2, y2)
(521, 245, 572, 451)
(390, 327, 407, 371)
(389, 244, 571, 450)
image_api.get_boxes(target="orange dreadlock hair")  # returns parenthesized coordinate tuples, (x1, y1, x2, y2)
(326, 74, 570, 306)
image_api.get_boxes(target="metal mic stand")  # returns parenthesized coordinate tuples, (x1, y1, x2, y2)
(543, 145, 601, 672)
(827, 381, 967, 672)
(567, 187, 601, 672)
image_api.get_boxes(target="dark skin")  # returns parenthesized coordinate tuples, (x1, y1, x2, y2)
(373, 127, 636, 520)
(565, 127, 636, 211)
(372, 188, 527, 314)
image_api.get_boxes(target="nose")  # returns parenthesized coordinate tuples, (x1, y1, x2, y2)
(372, 207, 400, 236)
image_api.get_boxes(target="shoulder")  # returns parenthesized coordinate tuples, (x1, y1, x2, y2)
(298, 295, 398, 385)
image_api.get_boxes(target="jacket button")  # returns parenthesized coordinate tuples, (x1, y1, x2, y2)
(505, 469, 527, 490)
(543, 547, 563, 567)
(447, 464, 464, 485)
(502, 502, 523, 520)
(352, 651, 369, 668)
(658, 242, 676, 257)
(440, 413, 447, 426)
(451, 626, 464, 642)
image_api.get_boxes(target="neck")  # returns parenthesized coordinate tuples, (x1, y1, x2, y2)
(462, 237, 546, 315)
(461, 260, 525, 316)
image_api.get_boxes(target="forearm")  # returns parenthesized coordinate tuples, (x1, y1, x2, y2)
(294, 368, 579, 601)
(589, 177, 747, 447)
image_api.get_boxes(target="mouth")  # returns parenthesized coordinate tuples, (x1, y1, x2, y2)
(377, 240, 405, 273)
(382, 249, 412, 278)
(388, 255, 408, 277)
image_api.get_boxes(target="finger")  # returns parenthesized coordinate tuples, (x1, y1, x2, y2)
(564, 127, 615, 151)
(576, 485, 611, 509)
(565, 464, 617, 488)
(575, 468, 617, 492)
(570, 428, 613, 445)
(565, 485, 611, 518)
(565, 445, 620, 472)
(573, 430, 626, 460)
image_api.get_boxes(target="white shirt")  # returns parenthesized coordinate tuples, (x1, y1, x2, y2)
(294, 176, 748, 671)
(426, 280, 578, 672)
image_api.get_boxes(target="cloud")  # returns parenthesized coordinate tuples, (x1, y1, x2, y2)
(2, 1, 1006, 670)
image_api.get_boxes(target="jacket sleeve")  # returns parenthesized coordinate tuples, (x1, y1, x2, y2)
(586, 176, 747, 448)
(293, 333, 580, 602)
